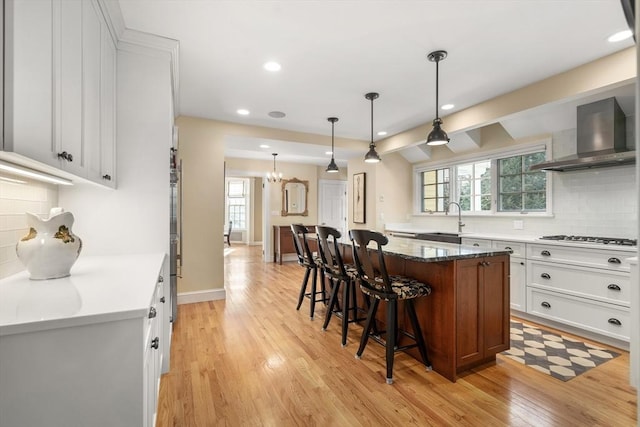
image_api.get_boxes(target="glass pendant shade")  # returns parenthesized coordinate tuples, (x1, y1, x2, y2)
(266, 153, 282, 183)
(364, 92, 381, 163)
(326, 117, 340, 173)
(426, 118, 449, 146)
(426, 50, 450, 146)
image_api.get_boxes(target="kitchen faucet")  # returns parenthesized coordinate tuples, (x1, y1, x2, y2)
(445, 201, 465, 233)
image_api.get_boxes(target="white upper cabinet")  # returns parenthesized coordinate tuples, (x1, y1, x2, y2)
(4, 0, 116, 187)
(4, 0, 54, 165)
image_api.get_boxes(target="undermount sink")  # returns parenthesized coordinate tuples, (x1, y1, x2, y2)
(416, 232, 461, 244)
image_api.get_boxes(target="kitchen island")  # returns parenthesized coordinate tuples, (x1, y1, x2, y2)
(341, 236, 511, 382)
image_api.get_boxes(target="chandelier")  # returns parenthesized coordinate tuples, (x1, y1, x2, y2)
(266, 153, 282, 183)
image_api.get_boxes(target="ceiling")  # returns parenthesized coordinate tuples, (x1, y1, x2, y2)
(117, 0, 635, 166)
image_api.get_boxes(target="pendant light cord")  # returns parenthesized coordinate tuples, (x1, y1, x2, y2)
(370, 96, 374, 147)
(435, 58, 439, 121)
(331, 121, 335, 158)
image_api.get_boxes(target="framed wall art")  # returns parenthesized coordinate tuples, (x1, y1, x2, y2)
(353, 172, 366, 224)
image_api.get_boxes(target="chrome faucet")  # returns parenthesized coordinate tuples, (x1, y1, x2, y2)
(446, 201, 465, 233)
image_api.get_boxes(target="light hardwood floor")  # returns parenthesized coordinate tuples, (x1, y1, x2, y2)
(157, 244, 637, 426)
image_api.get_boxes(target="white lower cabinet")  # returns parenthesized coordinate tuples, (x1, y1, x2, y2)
(525, 243, 632, 343)
(0, 254, 168, 427)
(527, 287, 630, 341)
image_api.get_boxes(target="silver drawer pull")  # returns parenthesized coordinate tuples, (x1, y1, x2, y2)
(607, 257, 621, 264)
(608, 318, 622, 326)
(148, 307, 157, 319)
(541, 301, 551, 309)
(607, 284, 621, 291)
(473, 243, 479, 247)
(541, 250, 551, 256)
(151, 337, 160, 349)
(540, 273, 551, 280)
(504, 246, 513, 253)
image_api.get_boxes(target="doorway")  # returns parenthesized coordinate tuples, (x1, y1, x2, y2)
(318, 179, 347, 237)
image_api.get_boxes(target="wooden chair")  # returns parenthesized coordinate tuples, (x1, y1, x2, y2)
(316, 225, 368, 347)
(224, 221, 232, 246)
(349, 229, 432, 384)
(291, 224, 328, 320)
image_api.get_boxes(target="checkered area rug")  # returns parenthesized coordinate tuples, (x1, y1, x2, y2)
(501, 320, 620, 381)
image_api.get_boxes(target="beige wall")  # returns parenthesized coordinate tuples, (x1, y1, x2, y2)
(176, 116, 365, 294)
(252, 177, 263, 243)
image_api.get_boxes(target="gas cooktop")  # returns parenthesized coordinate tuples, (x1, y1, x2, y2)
(539, 235, 637, 246)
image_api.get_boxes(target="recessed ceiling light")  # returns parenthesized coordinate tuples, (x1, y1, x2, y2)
(236, 109, 250, 115)
(268, 111, 286, 118)
(260, 144, 270, 148)
(608, 30, 632, 42)
(441, 104, 455, 110)
(377, 131, 387, 136)
(263, 61, 281, 72)
(325, 151, 333, 155)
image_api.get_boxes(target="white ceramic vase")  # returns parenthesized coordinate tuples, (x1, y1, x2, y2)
(16, 208, 83, 280)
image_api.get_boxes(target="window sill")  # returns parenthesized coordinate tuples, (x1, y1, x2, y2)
(412, 212, 554, 218)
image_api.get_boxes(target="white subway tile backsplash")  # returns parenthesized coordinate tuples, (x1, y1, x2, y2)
(0, 179, 58, 279)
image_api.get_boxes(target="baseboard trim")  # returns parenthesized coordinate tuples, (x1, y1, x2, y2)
(177, 288, 226, 304)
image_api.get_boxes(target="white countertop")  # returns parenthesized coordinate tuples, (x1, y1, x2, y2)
(384, 225, 637, 253)
(0, 253, 166, 336)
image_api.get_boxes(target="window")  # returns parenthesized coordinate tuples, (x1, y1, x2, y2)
(226, 179, 247, 229)
(456, 160, 491, 212)
(421, 168, 449, 212)
(498, 152, 546, 212)
(415, 143, 550, 216)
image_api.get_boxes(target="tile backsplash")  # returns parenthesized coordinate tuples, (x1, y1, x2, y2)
(0, 178, 58, 279)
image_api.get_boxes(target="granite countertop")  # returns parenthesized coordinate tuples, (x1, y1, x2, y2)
(377, 236, 511, 263)
(0, 253, 166, 336)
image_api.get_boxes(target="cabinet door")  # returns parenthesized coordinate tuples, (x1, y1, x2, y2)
(83, 0, 102, 181)
(456, 256, 510, 367)
(4, 0, 54, 162)
(100, 24, 117, 187)
(55, 0, 86, 176)
(482, 256, 510, 354)
(510, 257, 526, 312)
(456, 258, 484, 366)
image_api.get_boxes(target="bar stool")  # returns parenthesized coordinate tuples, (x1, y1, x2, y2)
(291, 224, 328, 320)
(349, 229, 432, 384)
(316, 225, 368, 347)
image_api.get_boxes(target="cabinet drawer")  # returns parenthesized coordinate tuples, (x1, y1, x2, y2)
(527, 243, 632, 272)
(492, 240, 525, 257)
(527, 287, 630, 341)
(461, 238, 492, 249)
(528, 261, 630, 306)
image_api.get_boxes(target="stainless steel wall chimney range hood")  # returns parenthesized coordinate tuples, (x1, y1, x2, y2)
(529, 97, 635, 172)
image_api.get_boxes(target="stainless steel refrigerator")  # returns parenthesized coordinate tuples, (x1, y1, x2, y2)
(169, 147, 180, 323)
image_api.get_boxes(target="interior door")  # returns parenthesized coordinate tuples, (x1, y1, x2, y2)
(318, 180, 347, 237)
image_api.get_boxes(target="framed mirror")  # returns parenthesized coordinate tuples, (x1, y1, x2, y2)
(281, 178, 309, 216)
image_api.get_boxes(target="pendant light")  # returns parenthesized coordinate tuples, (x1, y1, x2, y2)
(266, 153, 282, 183)
(326, 117, 339, 173)
(364, 92, 381, 163)
(426, 50, 450, 146)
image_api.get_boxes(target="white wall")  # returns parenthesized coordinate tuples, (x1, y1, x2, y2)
(59, 49, 172, 257)
(405, 128, 637, 239)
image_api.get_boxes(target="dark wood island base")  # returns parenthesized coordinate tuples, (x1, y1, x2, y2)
(340, 237, 511, 382)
